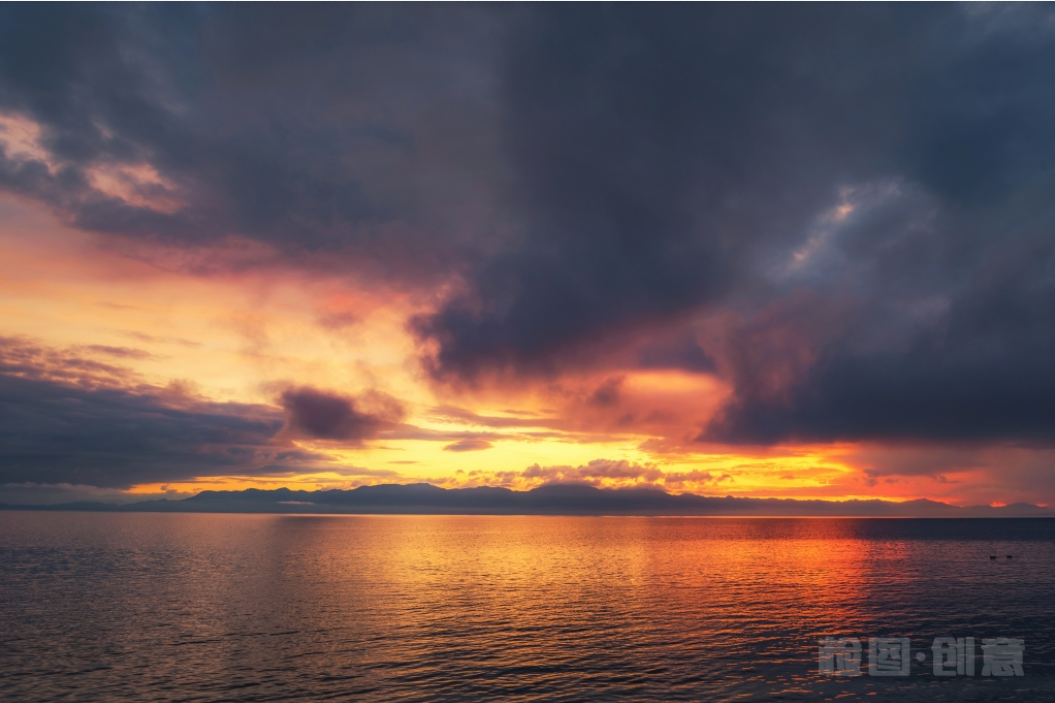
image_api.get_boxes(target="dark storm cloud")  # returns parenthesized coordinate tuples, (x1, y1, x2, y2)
(413, 4, 910, 379)
(589, 377, 624, 408)
(702, 263, 1055, 443)
(3, 5, 1055, 446)
(421, 4, 1055, 445)
(442, 439, 493, 452)
(0, 338, 412, 488)
(279, 387, 404, 442)
(0, 3, 504, 277)
(637, 335, 716, 373)
(0, 364, 286, 489)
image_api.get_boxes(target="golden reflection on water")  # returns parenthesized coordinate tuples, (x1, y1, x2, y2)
(1, 513, 1053, 702)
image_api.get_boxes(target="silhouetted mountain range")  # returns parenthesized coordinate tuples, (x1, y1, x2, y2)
(2, 483, 1053, 517)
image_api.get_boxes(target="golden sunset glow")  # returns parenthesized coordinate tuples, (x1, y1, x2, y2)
(0, 177, 1041, 507)
(0, 185, 1030, 507)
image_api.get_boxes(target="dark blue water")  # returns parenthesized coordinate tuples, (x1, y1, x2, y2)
(1, 512, 1053, 701)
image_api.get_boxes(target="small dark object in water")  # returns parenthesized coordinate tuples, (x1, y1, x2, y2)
(1007, 555, 1013, 559)
(990, 555, 997, 559)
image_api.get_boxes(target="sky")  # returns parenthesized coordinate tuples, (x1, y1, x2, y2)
(2, 4, 1055, 507)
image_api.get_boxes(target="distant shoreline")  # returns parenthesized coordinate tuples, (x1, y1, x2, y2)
(3, 509, 1054, 519)
(3, 483, 1051, 518)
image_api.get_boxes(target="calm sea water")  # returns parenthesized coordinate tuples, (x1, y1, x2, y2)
(1, 513, 1054, 702)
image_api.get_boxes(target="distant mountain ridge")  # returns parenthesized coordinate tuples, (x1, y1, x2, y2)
(2, 483, 1053, 517)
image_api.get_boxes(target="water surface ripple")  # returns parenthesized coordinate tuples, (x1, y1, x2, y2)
(1, 513, 1053, 701)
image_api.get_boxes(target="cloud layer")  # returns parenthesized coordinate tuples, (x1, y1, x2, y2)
(280, 387, 404, 442)
(2, 5, 1055, 500)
